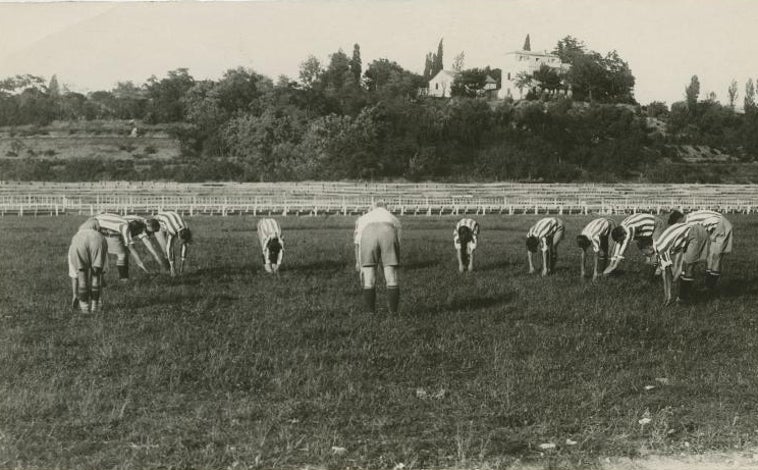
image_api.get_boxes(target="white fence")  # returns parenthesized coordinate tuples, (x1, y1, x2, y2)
(2, 194, 758, 217)
(3, 181, 758, 216)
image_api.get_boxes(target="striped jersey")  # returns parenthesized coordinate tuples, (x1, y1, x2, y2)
(581, 218, 615, 253)
(684, 210, 723, 233)
(257, 218, 283, 255)
(654, 222, 694, 267)
(611, 213, 662, 260)
(95, 213, 137, 245)
(526, 217, 564, 252)
(453, 218, 480, 248)
(154, 211, 188, 236)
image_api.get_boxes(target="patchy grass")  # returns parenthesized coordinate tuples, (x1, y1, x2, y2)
(1, 215, 758, 469)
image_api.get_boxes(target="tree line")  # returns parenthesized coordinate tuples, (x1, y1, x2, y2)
(2, 36, 758, 183)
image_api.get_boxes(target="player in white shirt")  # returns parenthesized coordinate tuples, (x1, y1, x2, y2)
(256, 218, 283, 274)
(453, 218, 480, 273)
(354, 202, 402, 313)
(668, 209, 732, 291)
(68, 219, 108, 313)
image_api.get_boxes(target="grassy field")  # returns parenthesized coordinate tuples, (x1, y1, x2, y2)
(1, 215, 758, 469)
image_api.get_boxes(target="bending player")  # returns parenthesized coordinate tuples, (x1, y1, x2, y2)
(453, 218, 480, 272)
(668, 209, 732, 291)
(648, 221, 710, 305)
(95, 213, 154, 281)
(256, 218, 283, 274)
(576, 217, 615, 280)
(604, 213, 664, 276)
(123, 214, 166, 269)
(68, 218, 108, 313)
(526, 217, 565, 276)
(153, 211, 193, 276)
(354, 202, 402, 313)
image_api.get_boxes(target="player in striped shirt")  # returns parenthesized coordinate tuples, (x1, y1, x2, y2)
(153, 211, 193, 276)
(354, 202, 402, 313)
(68, 218, 108, 313)
(94, 213, 155, 280)
(123, 214, 165, 270)
(668, 209, 733, 290)
(256, 218, 283, 274)
(454, 218, 480, 272)
(576, 217, 615, 280)
(604, 213, 664, 276)
(650, 222, 710, 305)
(526, 217, 565, 276)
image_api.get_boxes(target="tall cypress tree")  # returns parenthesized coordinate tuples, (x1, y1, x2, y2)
(433, 38, 444, 75)
(423, 53, 433, 81)
(523, 34, 531, 51)
(350, 44, 362, 85)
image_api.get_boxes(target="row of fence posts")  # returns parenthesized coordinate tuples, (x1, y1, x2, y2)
(1, 195, 757, 216)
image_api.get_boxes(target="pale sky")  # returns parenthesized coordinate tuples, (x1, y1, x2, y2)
(0, 0, 757, 106)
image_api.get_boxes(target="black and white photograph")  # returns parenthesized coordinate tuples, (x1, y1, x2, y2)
(2, 0, 758, 468)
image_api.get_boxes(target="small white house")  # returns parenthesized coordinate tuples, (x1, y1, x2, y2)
(428, 70, 459, 98)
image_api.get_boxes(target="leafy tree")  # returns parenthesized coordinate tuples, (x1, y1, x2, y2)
(554, 37, 635, 104)
(645, 101, 669, 119)
(145, 68, 195, 123)
(533, 64, 562, 96)
(452, 52, 465, 72)
(745, 78, 756, 113)
(299, 55, 323, 89)
(364, 59, 424, 101)
(553, 36, 586, 63)
(514, 71, 535, 98)
(450, 67, 501, 98)
(112, 81, 147, 119)
(727, 79, 738, 109)
(685, 75, 700, 110)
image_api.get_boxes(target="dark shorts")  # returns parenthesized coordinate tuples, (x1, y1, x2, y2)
(359, 222, 400, 267)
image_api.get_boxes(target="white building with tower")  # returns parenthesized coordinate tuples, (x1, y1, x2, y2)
(498, 34, 570, 100)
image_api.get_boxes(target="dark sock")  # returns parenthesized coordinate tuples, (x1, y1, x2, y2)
(77, 287, 90, 303)
(90, 285, 100, 302)
(362, 288, 376, 313)
(387, 286, 400, 314)
(117, 265, 129, 280)
(706, 271, 720, 291)
(679, 278, 694, 302)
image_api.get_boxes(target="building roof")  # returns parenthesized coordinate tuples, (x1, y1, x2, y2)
(429, 69, 460, 81)
(506, 50, 560, 59)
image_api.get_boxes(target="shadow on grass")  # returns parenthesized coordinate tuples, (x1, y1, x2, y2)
(286, 259, 348, 273)
(184, 266, 254, 278)
(710, 277, 758, 299)
(123, 292, 239, 309)
(403, 259, 440, 271)
(479, 260, 512, 272)
(414, 293, 514, 315)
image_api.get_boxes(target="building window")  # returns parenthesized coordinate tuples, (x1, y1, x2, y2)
(507, 72, 511, 80)
(435, 83, 439, 90)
